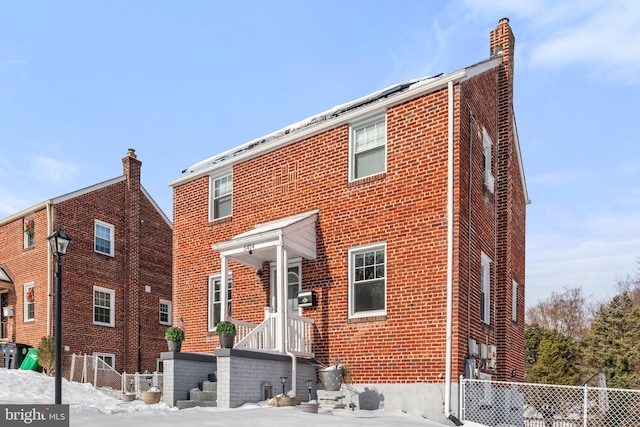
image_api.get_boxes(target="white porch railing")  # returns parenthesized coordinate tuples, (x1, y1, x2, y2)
(233, 309, 314, 357)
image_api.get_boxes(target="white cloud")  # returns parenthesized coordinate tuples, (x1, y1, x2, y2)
(28, 156, 79, 185)
(528, 0, 640, 83)
(6, 58, 27, 66)
(0, 186, 30, 217)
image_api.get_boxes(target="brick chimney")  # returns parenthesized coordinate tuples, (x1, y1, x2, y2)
(122, 148, 142, 372)
(490, 18, 523, 382)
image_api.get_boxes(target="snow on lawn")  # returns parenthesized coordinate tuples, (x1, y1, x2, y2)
(0, 369, 453, 427)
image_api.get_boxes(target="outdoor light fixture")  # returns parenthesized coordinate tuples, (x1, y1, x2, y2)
(47, 229, 72, 405)
(280, 376, 288, 395)
(305, 379, 313, 401)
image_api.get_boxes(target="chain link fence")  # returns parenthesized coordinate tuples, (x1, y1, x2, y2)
(462, 377, 640, 427)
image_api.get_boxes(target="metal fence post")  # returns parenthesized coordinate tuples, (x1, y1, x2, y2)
(583, 386, 588, 427)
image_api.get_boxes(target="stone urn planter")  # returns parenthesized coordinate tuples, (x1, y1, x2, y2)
(121, 393, 136, 402)
(142, 390, 162, 404)
(319, 366, 343, 391)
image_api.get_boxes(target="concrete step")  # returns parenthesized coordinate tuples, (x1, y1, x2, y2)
(176, 400, 217, 410)
(200, 381, 217, 392)
(189, 390, 217, 401)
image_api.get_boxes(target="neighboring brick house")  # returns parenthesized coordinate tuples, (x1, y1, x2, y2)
(168, 19, 527, 419)
(0, 149, 172, 374)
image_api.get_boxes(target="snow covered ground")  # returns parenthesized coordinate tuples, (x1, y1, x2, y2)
(0, 369, 466, 426)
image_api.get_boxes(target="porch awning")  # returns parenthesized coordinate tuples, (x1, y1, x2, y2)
(0, 266, 13, 291)
(212, 210, 318, 269)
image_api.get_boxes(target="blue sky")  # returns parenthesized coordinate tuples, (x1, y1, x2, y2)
(1, 1, 639, 308)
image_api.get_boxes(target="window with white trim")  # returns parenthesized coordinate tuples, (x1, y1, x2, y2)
(93, 352, 115, 370)
(480, 253, 492, 324)
(24, 215, 35, 248)
(94, 220, 114, 256)
(93, 286, 115, 327)
(482, 128, 495, 193)
(349, 243, 386, 318)
(210, 174, 233, 220)
(24, 282, 35, 322)
(512, 280, 518, 321)
(350, 116, 386, 180)
(208, 274, 232, 331)
(159, 299, 172, 325)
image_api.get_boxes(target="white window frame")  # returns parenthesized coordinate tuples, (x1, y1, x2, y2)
(512, 280, 518, 322)
(93, 352, 115, 370)
(159, 299, 172, 325)
(481, 252, 492, 325)
(23, 215, 35, 248)
(348, 242, 387, 318)
(93, 286, 115, 327)
(208, 273, 232, 331)
(482, 128, 495, 193)
(349, 114, 387, 181)
(24, 282, 35, 322)
(94, 220, 115, 257)
(209, 172, 233, 221)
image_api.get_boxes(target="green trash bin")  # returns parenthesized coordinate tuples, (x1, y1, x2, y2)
(19, 348, 39, 370)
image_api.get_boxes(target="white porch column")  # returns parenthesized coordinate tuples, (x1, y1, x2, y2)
(275, 243, 288, 353)
(220, 254, 229, 321)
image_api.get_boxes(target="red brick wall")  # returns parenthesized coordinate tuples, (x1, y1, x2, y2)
(0, 155, 172, 374)
(173, 20, 525, 384)
(0, 208, 50, 348)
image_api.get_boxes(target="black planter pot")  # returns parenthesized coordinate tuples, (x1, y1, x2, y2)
(167, 339, 182, 352)
(219, 334, 236, 349)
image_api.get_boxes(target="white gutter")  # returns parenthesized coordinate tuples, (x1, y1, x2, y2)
(444, 80, 454, 417)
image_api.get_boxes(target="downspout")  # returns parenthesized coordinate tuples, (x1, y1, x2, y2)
(444, 80, 455, 418)
(46, 201, 53, 336)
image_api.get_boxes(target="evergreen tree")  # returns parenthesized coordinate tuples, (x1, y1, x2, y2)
(583, 293, 640, 388)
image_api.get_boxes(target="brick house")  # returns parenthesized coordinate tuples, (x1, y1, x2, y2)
(167, 19, 527, 420)
(0, 149, 172, 374)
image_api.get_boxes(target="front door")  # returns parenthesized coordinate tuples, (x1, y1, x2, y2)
(270, 262, 301, 315)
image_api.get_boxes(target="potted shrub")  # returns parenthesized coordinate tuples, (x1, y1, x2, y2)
(165, 326, 185, 352)
(215, 321, 236, 348)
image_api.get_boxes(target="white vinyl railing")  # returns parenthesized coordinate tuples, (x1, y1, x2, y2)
(233, 309, 314, 357)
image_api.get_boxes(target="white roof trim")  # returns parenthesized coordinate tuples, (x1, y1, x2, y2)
(212, 210, 319, 269)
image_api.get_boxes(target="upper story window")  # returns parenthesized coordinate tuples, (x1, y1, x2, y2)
(348, 243, 386, 318)
(24, 215, 35, 248)
(24, 282, 35, 322)
(159, 299, 172, 325)
(208, 274, 232, 331)
(210, 173, 233, 220)
(94, 286, 115, 327)
(480, 252, 492, 325)
(350, 115, 386, 181)
(94, 220, 114, 256)
(482, 128, 495, 193)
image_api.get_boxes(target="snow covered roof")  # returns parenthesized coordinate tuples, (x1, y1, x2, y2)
(167, 56, 504, 188)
